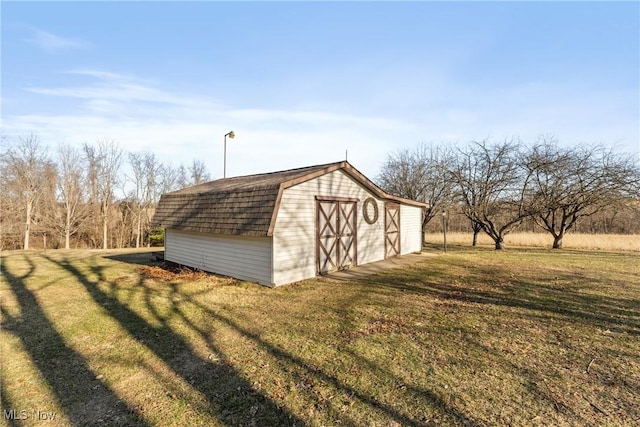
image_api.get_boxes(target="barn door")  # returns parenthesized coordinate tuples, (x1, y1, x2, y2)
(337, 201, 357, 268)
(317, 198, 357, 274)
(385, 203, 400, 258)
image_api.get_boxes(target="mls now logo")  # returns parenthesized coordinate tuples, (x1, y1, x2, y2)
(3, 409, 28, 420)
(3, 409, 56, 421)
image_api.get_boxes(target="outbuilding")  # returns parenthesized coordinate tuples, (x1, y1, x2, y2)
(152, 161, 426, 286)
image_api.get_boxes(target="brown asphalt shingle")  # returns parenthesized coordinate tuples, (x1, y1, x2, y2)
(153, 163, 340, 236)
(152, 161, 427, 236)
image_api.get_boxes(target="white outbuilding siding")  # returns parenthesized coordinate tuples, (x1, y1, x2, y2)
(400, 204, 423, 255)
(272, 169, 387, 286)
(165, 230, 273, 286)
(155, 161, 427, 288)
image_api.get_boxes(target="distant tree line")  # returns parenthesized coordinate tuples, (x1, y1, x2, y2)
(3, 134, 638, 252)
(1, 134, 211, 250)
(378, 137, 640, 249)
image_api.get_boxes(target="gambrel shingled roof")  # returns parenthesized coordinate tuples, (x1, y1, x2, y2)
(152, 161, 427, 237)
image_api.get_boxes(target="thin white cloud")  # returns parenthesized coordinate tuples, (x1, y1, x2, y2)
(4, 68, 638, 184)
(25, 27, 90, 53)
(25, 69, 220, 110)
(2, 110, 407, 180)
(67, 69, 132, 81)
(4, 69, 415, 178)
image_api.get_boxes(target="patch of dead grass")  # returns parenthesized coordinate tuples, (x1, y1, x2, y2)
(138, 263, 237, 285)
(1, 248, 638, 426)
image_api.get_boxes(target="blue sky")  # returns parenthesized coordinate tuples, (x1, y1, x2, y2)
(2, 1, 638, 180)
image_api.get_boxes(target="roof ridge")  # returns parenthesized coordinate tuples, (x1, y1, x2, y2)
(216, 160, 345, 182)
(164, 160, 347, 195)
(153, 160, 427, 237)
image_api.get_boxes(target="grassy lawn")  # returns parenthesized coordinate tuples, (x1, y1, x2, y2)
(1, 246, 639, 426)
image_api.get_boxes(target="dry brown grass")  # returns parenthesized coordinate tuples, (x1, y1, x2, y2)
(139, 263, 235, 284)
(1, 247, 639, 426)
(425, 232, 640, 251)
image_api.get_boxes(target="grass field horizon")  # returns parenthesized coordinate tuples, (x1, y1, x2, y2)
(424, 231, 639, 252)
(1, 247, 639, 425)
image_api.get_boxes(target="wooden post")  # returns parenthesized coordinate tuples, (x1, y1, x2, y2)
(442, 210, 447, 253)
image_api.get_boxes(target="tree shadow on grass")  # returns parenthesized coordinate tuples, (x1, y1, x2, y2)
(0, 384, 21, 427)
(462, 334, 639, 423)
(324, 274, 637, 425)
(45, 255, 303, 426)
(90, 252, 480, 425)
(1, 256, 147, 426)
(101, 248, 639, 423)
(153, 280, 481, 426)
(104, 251, 161, 267)
(355, 260, 640, 336)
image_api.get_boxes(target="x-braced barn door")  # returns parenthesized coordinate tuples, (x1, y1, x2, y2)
(385, 203, 400, 258)
(316, 198, 357, 274)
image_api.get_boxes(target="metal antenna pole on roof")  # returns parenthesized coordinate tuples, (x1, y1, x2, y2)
(345, 149, 348, 161)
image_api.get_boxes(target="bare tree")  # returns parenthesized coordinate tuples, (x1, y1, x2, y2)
(450, 139, 536, 250)
(0, 137, 21, 250)
(146, 155, 165, 204)
(128, 153, 145, 248)
(159, 164, 181, 193)
(52, 144, 87, 249)
(128, 152, 162, 247)
(378, 143, 454, 241)
(525, 139, 640, 248)
(470, 220, 483, 247)
(0, 135, 54, 249)
(83, 141, 123, 249)
(188, 159, 210, 185)
(82, 143, 100, 248)
(173, 164, 189, 189)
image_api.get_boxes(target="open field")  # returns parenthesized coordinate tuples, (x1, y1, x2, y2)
(425, 232, 640, 252)
(1, 247, 639, 426)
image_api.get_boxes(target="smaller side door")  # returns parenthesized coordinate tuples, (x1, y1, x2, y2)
(385, 203, 400, 258)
